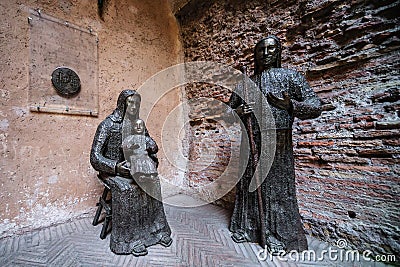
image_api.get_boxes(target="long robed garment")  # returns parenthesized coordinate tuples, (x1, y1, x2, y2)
(90, 90, 171, 254)
(229, 68, 321, 252)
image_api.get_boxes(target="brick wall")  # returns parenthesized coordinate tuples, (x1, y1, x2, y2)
(177, 0, 399, 256)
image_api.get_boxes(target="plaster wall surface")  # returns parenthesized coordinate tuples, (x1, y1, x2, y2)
(0, 0, 183, 237)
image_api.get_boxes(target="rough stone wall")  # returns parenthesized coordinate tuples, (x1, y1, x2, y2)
(0, 0, 182, 237)
(177, 0, 399, 255)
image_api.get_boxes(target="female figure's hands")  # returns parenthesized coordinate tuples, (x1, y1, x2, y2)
(116, 160, 130, 176)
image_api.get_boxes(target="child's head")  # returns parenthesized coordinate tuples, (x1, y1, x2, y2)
(133, 119, 145, 134)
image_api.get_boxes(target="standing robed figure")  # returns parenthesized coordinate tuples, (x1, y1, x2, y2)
(229, 35, 322, 253)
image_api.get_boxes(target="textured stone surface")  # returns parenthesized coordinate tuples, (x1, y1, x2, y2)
(0, 195, 391, 266)
(177, 0, 399, 256)
(0, 0, 182, 238)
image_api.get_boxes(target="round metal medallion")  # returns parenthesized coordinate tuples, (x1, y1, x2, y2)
(51, 67, 81, 97)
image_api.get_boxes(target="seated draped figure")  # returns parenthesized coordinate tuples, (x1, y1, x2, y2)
(90, 89, 172, 257)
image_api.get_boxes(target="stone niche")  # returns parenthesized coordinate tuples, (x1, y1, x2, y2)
(177, 0, 400, 256)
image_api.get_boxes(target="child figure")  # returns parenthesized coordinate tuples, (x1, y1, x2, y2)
(122, 119, 158, 179)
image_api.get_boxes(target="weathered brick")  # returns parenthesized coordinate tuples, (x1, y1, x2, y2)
(179, 0, 400, 257)
(353, 114, 384, 122)
(354, 130, 400, 139)
(293, 148, 313, 155)
(375, 120, 400, 130)
(297, 120, 312, 126)
(312, 147, 358, 156)
(331, 163, 391, 173)
(297, 155, 320, 161)
(310, 124, 337, 132)
(295, 159, 330, 167)
(357, 148, 398, 158)
(336, 140, 383, 147)
(293, 132, 317, 140)
(320, 154, 370, 164)
(297, 140, 335, 147)
(383, 139, 400, 146)
(371, 158, 400, 166)
(316, 131, 354, 139)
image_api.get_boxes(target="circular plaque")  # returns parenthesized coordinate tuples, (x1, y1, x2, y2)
(51, 67, 81, 97)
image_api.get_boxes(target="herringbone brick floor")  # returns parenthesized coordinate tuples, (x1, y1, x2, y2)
(0, 195, 388, 267)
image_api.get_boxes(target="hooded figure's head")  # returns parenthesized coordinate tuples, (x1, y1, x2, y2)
(110, 89, 141, 122)
(254, 35, 282, 75)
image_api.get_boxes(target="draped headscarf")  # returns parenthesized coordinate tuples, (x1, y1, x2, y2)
(109, 89, 141, 123)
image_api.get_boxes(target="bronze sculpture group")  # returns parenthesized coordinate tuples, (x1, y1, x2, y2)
(90, 35, 321, 257)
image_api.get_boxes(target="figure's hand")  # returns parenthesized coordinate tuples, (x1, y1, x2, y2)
(132, 144, 140, 150)
(267, 91, 292, 111)
(121, 136, 134, 149)
(236, 102, 255, 116)
(116, 160, 130, 176)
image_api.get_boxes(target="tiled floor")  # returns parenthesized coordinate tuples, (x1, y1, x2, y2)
(0, 195, 389, 266)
